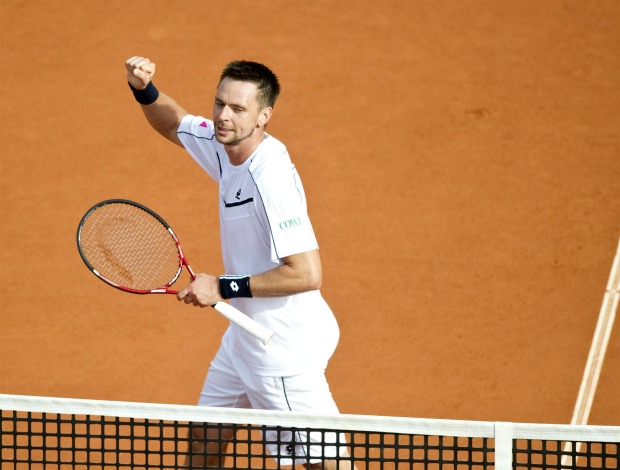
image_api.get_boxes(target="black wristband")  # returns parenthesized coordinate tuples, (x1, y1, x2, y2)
(128, 81, 160, 105)
(219, 275, 253, 299)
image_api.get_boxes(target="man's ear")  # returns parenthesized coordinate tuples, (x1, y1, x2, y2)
(257, 107, 273, 128)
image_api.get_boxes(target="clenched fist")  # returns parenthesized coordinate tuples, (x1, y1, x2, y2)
(125, 56, 156, 90)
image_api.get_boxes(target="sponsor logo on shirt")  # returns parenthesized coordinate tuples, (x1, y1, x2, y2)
(279, 218, 302, 230)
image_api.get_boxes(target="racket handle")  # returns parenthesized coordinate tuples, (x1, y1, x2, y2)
(212, 302, 274, 345)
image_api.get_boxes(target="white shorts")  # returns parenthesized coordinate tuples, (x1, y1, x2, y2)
(197, 342, 349, 465)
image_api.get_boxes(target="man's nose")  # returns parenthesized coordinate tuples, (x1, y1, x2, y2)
(217, 105, 232, 121)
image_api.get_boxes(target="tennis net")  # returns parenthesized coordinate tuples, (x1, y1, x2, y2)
(1, 393, 619, 469)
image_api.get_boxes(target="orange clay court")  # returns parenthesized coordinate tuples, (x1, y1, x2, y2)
(0, 0, 619, 427)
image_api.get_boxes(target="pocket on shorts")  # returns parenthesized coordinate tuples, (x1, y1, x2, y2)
(279, 371, 339, 414)
(280, 371, 328, 392)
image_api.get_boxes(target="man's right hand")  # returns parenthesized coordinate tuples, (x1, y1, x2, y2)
(124, 55, 187, 147)
(125, 56, 156, 90)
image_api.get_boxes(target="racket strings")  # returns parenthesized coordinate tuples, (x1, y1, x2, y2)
(79, 203, 181, 290)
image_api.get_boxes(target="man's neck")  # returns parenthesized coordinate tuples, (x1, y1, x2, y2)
(225, 133, 266, 166)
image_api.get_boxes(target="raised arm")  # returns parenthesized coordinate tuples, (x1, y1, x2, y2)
(125, 56, 188, 147)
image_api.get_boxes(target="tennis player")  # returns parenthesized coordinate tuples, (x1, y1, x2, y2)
(125, 56, 357, 469)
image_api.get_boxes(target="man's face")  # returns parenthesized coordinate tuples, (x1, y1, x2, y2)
(213, 78, 265, 146)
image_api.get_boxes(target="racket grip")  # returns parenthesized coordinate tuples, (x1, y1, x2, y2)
(212, 302, 274, 345)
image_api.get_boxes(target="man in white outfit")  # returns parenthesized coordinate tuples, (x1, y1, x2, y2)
(125, 56, 356, 469)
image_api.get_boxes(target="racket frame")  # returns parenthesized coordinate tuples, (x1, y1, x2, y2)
(77, 199, 273, 344)
(77, 199, 193, 294)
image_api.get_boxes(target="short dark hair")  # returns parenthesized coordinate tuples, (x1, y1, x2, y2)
(219, 60, 280, 109)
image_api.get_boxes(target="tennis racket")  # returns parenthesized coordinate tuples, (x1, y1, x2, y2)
(76, 199, 273, 345)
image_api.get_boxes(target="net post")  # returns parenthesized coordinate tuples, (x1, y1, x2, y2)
(572, 237, 620, 426)
(560, 237, 620, 467)
(494, 421, 513, 470)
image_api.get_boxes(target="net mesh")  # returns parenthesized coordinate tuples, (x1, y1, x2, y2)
(78, 202, 181, 290)
(2, 394, 619, 469)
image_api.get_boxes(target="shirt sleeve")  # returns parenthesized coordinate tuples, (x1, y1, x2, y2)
(251, 156, 319, 260)
(177, 114, 222, 182)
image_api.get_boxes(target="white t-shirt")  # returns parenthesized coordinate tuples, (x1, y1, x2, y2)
(178, 115, 340, 376)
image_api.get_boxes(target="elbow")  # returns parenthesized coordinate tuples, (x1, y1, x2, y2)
(305, 251, 323, 291)
(308, 273, 323, 290)
(285, 250, 322, 293)
(305, 266, 322, 291)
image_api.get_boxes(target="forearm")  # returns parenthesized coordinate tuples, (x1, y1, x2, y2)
(126, 56, 187, 146)
(249, 252, 322, 297)
(139, 91, 187, 146)
(178, 250, 322, 307)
